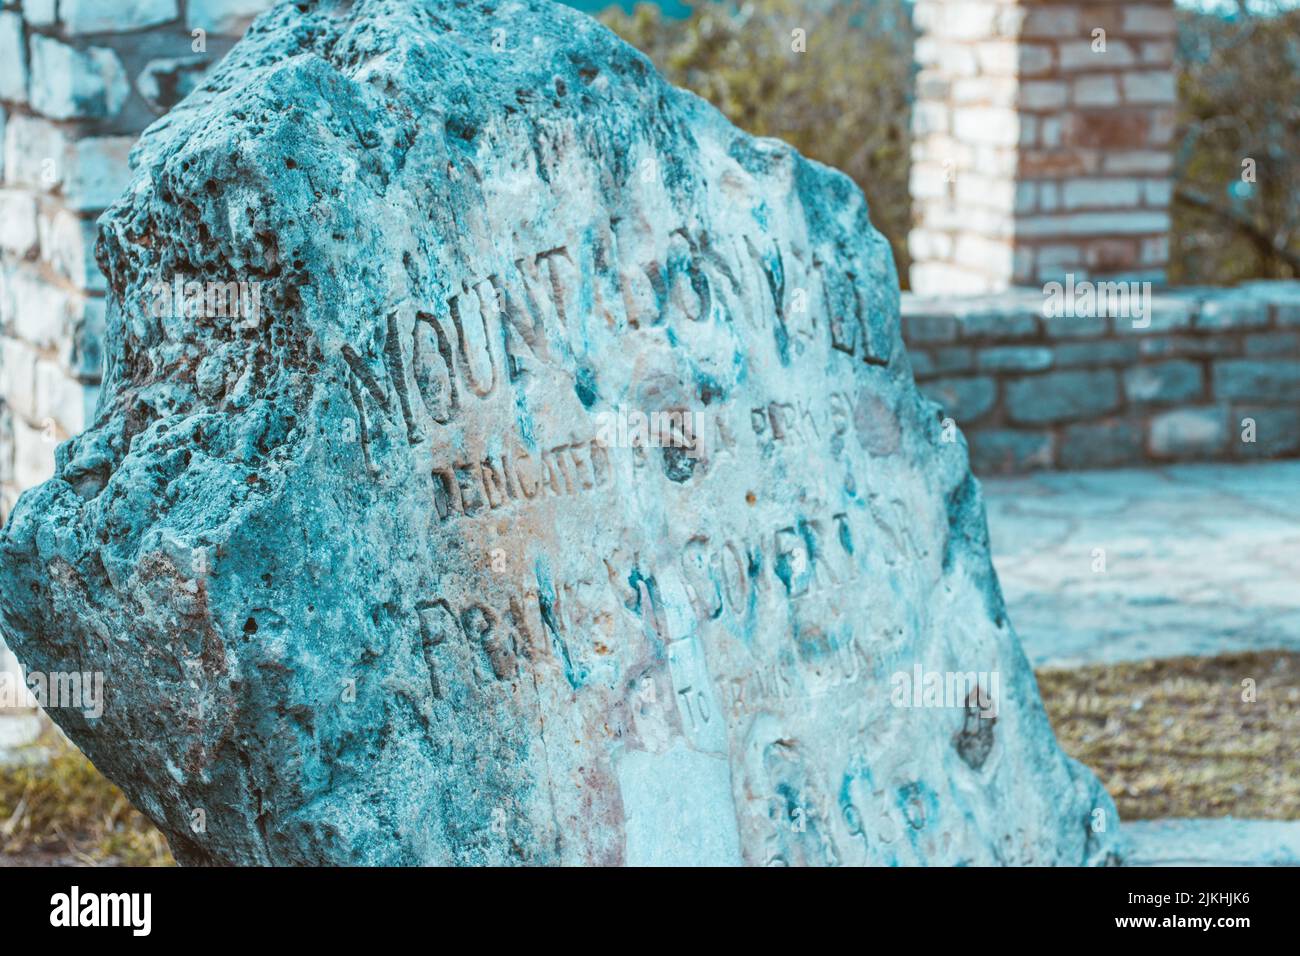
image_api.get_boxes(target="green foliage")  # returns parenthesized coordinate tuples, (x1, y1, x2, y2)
(601, 0, 916, 284)
(1172, 5, 1300, 282)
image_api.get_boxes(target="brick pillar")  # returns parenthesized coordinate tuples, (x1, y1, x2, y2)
(908, 0, 1176, 293)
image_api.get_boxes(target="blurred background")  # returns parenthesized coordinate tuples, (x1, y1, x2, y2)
(584, 0, 1300, 287)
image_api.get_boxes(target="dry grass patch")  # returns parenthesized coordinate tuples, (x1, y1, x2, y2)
(1, 730, 172, 866)
(1038, 651, 1300, 821)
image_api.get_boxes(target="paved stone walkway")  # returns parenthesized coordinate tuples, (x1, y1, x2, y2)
(1124, 818, 1300, 867)
(983, 461, 1300, 668)
(986, 460, 1300, 866)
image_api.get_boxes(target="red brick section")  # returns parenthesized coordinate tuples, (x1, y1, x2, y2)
(909, 0, 1176, 294)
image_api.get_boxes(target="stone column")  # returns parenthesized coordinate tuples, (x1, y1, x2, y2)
(908, 0, 1177, 293)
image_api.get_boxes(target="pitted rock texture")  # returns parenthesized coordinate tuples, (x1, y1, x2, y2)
(0, 0, 1121, 866)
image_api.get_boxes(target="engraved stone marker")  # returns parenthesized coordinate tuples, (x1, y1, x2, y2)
(0, 0, 1121, 865)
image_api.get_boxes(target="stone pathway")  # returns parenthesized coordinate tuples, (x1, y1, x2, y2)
(1124, 818, 1300, 867)
(983, 460, 1300, 668)
(985, 460, 1300, 866)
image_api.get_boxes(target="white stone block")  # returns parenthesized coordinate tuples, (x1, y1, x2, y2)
(952, 76, 1016, 106)
(1122, 5, 1177, 37)
(12, 411, 55, 489)
(907, 228, 954, 261)
(969, 144, 1018, 179)
(2, 265, 68, 349)
(956, 172, 1016, 212)
(954, 234, 1014, 275)
(1038, 181, 1061, 212)
(923, 202, 1015, 239)
(1122, 71, 1177, 105)
(1023, 7, 1080, 39)
(0, 422, 11, 491)
(186, 0, 275, 36)
(1015, 181, 1037, 214)
(62, 294, 105, 382)
(1141, 40, 1175, 67)
(62, 0, 179, 34)
(1040, 116, 1064, 149)
(1018, 80, 1068, 111)
(974, 40, 1018, 76)
(1017, 210, 1172, 238)
(2, 113, 134, 209)
(0, 188, 38, 257)
(64, 134, 136, 211)
(1073, 74, 1121, 108)
(29, 35, 130, 121)
(1017, 44, 1055, 76)
(1062, 177, 1142, 210)
(1141, 179, 1173, 207)
(0, 11, 27, 106)
(35, 358, 93, 434)
(39, 206, 106, 291)
(24, 0, 60, 28)
(0, 334, 39, 420)
(953, 107, 1019, 148)
(1056, 41, 1094, 73)
(908, 162, 951, 201)
(1104, 150, 1173, 175)
(3, 112, 69, 190)
(1035, 243, 1087, 269)
(917, 1, 999, 40)
(1019, 115, 1039, 147)
(910, 261, 1003, 296)
(911, 101, 949, 136)
(915, 38, 978, 76)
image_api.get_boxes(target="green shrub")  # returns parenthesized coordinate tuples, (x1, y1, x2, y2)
(1171, 5, 1300, 283)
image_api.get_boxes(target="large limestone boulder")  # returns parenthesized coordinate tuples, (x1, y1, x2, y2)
(0, 0, 1120, 865)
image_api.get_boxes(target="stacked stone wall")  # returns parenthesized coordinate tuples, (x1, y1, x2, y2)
(0, 0, 273, 527)
(904, 282, 1300, 473)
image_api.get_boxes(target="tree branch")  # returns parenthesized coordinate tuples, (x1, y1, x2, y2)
(1174, 185, 1300, 275)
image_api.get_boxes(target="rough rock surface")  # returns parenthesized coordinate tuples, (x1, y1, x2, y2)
(0, 0, 1121, 865)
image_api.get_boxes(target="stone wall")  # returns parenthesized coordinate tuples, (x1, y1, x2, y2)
(909, 0, 1175, 293)
(904, 282, 1300, 474)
